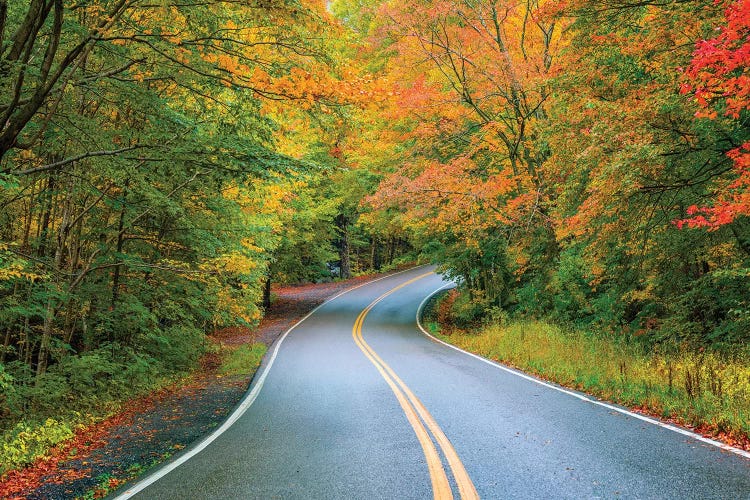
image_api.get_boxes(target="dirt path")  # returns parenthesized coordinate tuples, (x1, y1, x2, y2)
(0, 272, 397, 500)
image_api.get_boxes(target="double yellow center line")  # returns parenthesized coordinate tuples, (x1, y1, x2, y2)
(351, 272, 479, 500)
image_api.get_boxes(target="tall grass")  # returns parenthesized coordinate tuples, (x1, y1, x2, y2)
(442, 321, 750, 442)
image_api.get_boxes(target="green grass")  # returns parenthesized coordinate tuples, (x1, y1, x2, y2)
(218, 343, 267, 377)
(440, 321, 750, 443)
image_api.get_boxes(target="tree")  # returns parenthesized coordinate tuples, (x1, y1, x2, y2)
(679, 0, 750, 228)
(345, 0, 750, 347)
(0, 0, 354, 418)
(347, 0, 568, 305)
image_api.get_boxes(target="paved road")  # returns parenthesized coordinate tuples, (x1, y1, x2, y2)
(116, 267, 750, 499)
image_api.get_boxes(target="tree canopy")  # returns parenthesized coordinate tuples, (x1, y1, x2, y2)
(1, 0, 748, 428)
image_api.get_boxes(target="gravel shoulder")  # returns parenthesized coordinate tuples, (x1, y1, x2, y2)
(0, 271, 398, 500)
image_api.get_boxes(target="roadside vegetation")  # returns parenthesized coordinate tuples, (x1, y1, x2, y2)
(2, 0, 750, 487)
(0, 0, 412, 479)
(426, 290, 750, 447)
(0, 337, 266, 476)
(336, 0, 750, 446)
(0, 363, 180, 476)
(218, 343, 267, 378)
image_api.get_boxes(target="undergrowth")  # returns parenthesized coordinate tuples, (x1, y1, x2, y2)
(0, 419, 76, 476)
(0, 374, 178, 476)
(0, 340, 268, 477)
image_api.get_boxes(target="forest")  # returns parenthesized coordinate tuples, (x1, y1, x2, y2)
(1, 0, 749, 468)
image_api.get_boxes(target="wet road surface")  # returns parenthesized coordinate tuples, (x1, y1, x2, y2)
(114, 267, 750, 499)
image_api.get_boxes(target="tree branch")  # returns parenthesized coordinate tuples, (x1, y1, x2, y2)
(8, 145, 143, 176)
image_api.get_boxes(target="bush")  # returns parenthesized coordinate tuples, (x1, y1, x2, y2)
(590, 290, 625, 333)
(56, 351, 120, 402)
(546, 248, 594, 325)
(657, 268, 750, 350)
(435, 289, 458, 327)
(86, 295, 156, 348)
(448, 289, 488, 328)
(512, 278, 550, 317)
(0, 419, 74, 475)
(10, 371, 71, 419)
(141, 326, 204, 373)
(1, 333, 198, 427)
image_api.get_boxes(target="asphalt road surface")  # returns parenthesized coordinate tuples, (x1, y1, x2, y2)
(115, 267, 750, 499)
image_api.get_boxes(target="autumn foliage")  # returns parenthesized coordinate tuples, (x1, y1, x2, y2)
(680, 0, 750, 227)
(340, 0, 750, 350)
(1, 0, 750, 483)
(0, 0, 400, 477)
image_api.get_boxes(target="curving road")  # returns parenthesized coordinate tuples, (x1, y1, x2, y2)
(115, 267, 750, 499)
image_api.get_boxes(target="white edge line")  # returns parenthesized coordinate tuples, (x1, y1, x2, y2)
(415, 282, 750, 461)
(114, 265, 429, 499)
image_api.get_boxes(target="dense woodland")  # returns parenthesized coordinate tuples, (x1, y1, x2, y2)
(0, 0, 748, 431)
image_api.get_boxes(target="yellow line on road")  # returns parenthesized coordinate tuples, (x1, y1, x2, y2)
(352, 273, 479, 500)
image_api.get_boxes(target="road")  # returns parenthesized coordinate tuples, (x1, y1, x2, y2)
(115, 267, 750, 499)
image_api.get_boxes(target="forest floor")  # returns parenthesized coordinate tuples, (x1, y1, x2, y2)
(0, 271, 394, 500)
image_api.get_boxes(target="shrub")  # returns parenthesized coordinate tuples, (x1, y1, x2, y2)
(449, 289, 488, 328)
(0, 419, 74, 475)
(657, 268, 750, 350)
(546, 248, 594, 325)
(140, 326, 204, 374)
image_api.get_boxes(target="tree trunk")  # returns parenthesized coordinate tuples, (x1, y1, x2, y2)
(37, 175, 54, 257)
(263, 276, 272, 310)
(111, 181, 128, 309)
(36, 173, 72, 377)
(1, 326, 10, 364)
(340, 233, 351, 279)
(386, 236, 395, 265)
(0, 280, 19, 364)
(37, 296, 55, 377)
(20, 182, 36, 252)
(335, 214, 351, 279)
(111, 208, 126, 308)
(370, 237, 381, 270)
